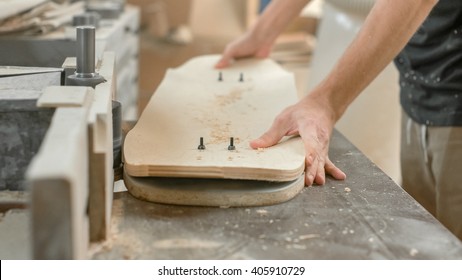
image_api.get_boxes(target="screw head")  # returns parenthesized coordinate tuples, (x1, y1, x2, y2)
(198, 137, 205, 150)
(228, 137, 235, 150)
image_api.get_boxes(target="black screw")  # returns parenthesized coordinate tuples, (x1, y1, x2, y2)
(228, 137, 235, 150)
(239, 73, 244, 82)
(198, 137, 205, 150)
(218, 72, 223, 82)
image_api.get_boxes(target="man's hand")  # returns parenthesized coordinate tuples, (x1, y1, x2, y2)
(215, 30, 273, 69)
(250, 93, 346, 186)
(215, 0, 311, 68)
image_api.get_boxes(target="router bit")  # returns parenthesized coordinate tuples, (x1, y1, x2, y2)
(66, 26, 106, 88)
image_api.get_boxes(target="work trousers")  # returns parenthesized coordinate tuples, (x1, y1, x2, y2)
(401, 111, 462, 240)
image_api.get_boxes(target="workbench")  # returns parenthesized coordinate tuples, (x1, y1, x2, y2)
(1, 129, 461, 259)
(89, 130, 462, 260)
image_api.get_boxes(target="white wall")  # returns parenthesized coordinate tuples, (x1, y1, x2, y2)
(307, 2, 401, 183)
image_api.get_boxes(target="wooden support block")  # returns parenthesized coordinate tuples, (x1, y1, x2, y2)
(26, 107, 90, 259)
(37, 86, 93, 108)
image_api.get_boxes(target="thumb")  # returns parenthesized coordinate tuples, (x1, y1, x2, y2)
(215, 53, 233, 69)
(250, 125, 286, 149)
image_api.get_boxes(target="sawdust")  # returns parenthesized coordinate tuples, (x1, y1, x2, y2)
(209, 121, 231, 144)
(201, 87, 250, 144)
(88, 199, 124, 258)
(215, 89, 243, 107)
(256, 209, 268, 216)
(88, 198, 144, 259)
(409, 248, 419, 257)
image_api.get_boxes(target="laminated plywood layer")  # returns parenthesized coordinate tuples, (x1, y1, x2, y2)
(124, 55, 305, 182)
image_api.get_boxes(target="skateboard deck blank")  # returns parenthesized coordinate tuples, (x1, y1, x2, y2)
(123, 55, 305, 182)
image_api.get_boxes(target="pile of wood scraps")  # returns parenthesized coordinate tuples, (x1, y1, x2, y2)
(0, 0, 84, 35)
(270, 32, 316, 68)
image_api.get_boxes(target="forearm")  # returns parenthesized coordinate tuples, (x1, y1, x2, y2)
(312, 0, 438, 122)
(251, 0, 311, 46)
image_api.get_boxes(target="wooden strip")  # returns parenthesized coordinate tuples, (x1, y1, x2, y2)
(87, 53, 115, 241)
(37, 86, 93, 108)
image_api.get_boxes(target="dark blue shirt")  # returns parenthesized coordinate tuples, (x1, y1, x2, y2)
(395, 0, 462, 126)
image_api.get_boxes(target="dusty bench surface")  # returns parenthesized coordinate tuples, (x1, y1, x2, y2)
(92, 130, 462, 260)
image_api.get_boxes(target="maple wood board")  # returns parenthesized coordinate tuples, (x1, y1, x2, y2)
(124, 55, 305, 182)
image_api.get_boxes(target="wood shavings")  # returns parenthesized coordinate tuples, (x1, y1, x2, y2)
(256, 209, 268, 215)
(344, 187, 351, 192)
(409, 248, 419, 257)
(299, 234, 320, 240)
(291, 244, 307, 250)
(256, 147, 265, 154)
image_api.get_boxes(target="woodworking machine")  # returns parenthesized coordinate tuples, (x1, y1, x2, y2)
(1, 23, 119, 259)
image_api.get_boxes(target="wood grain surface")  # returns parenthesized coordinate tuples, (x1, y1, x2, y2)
(124, 55, 305, 181)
